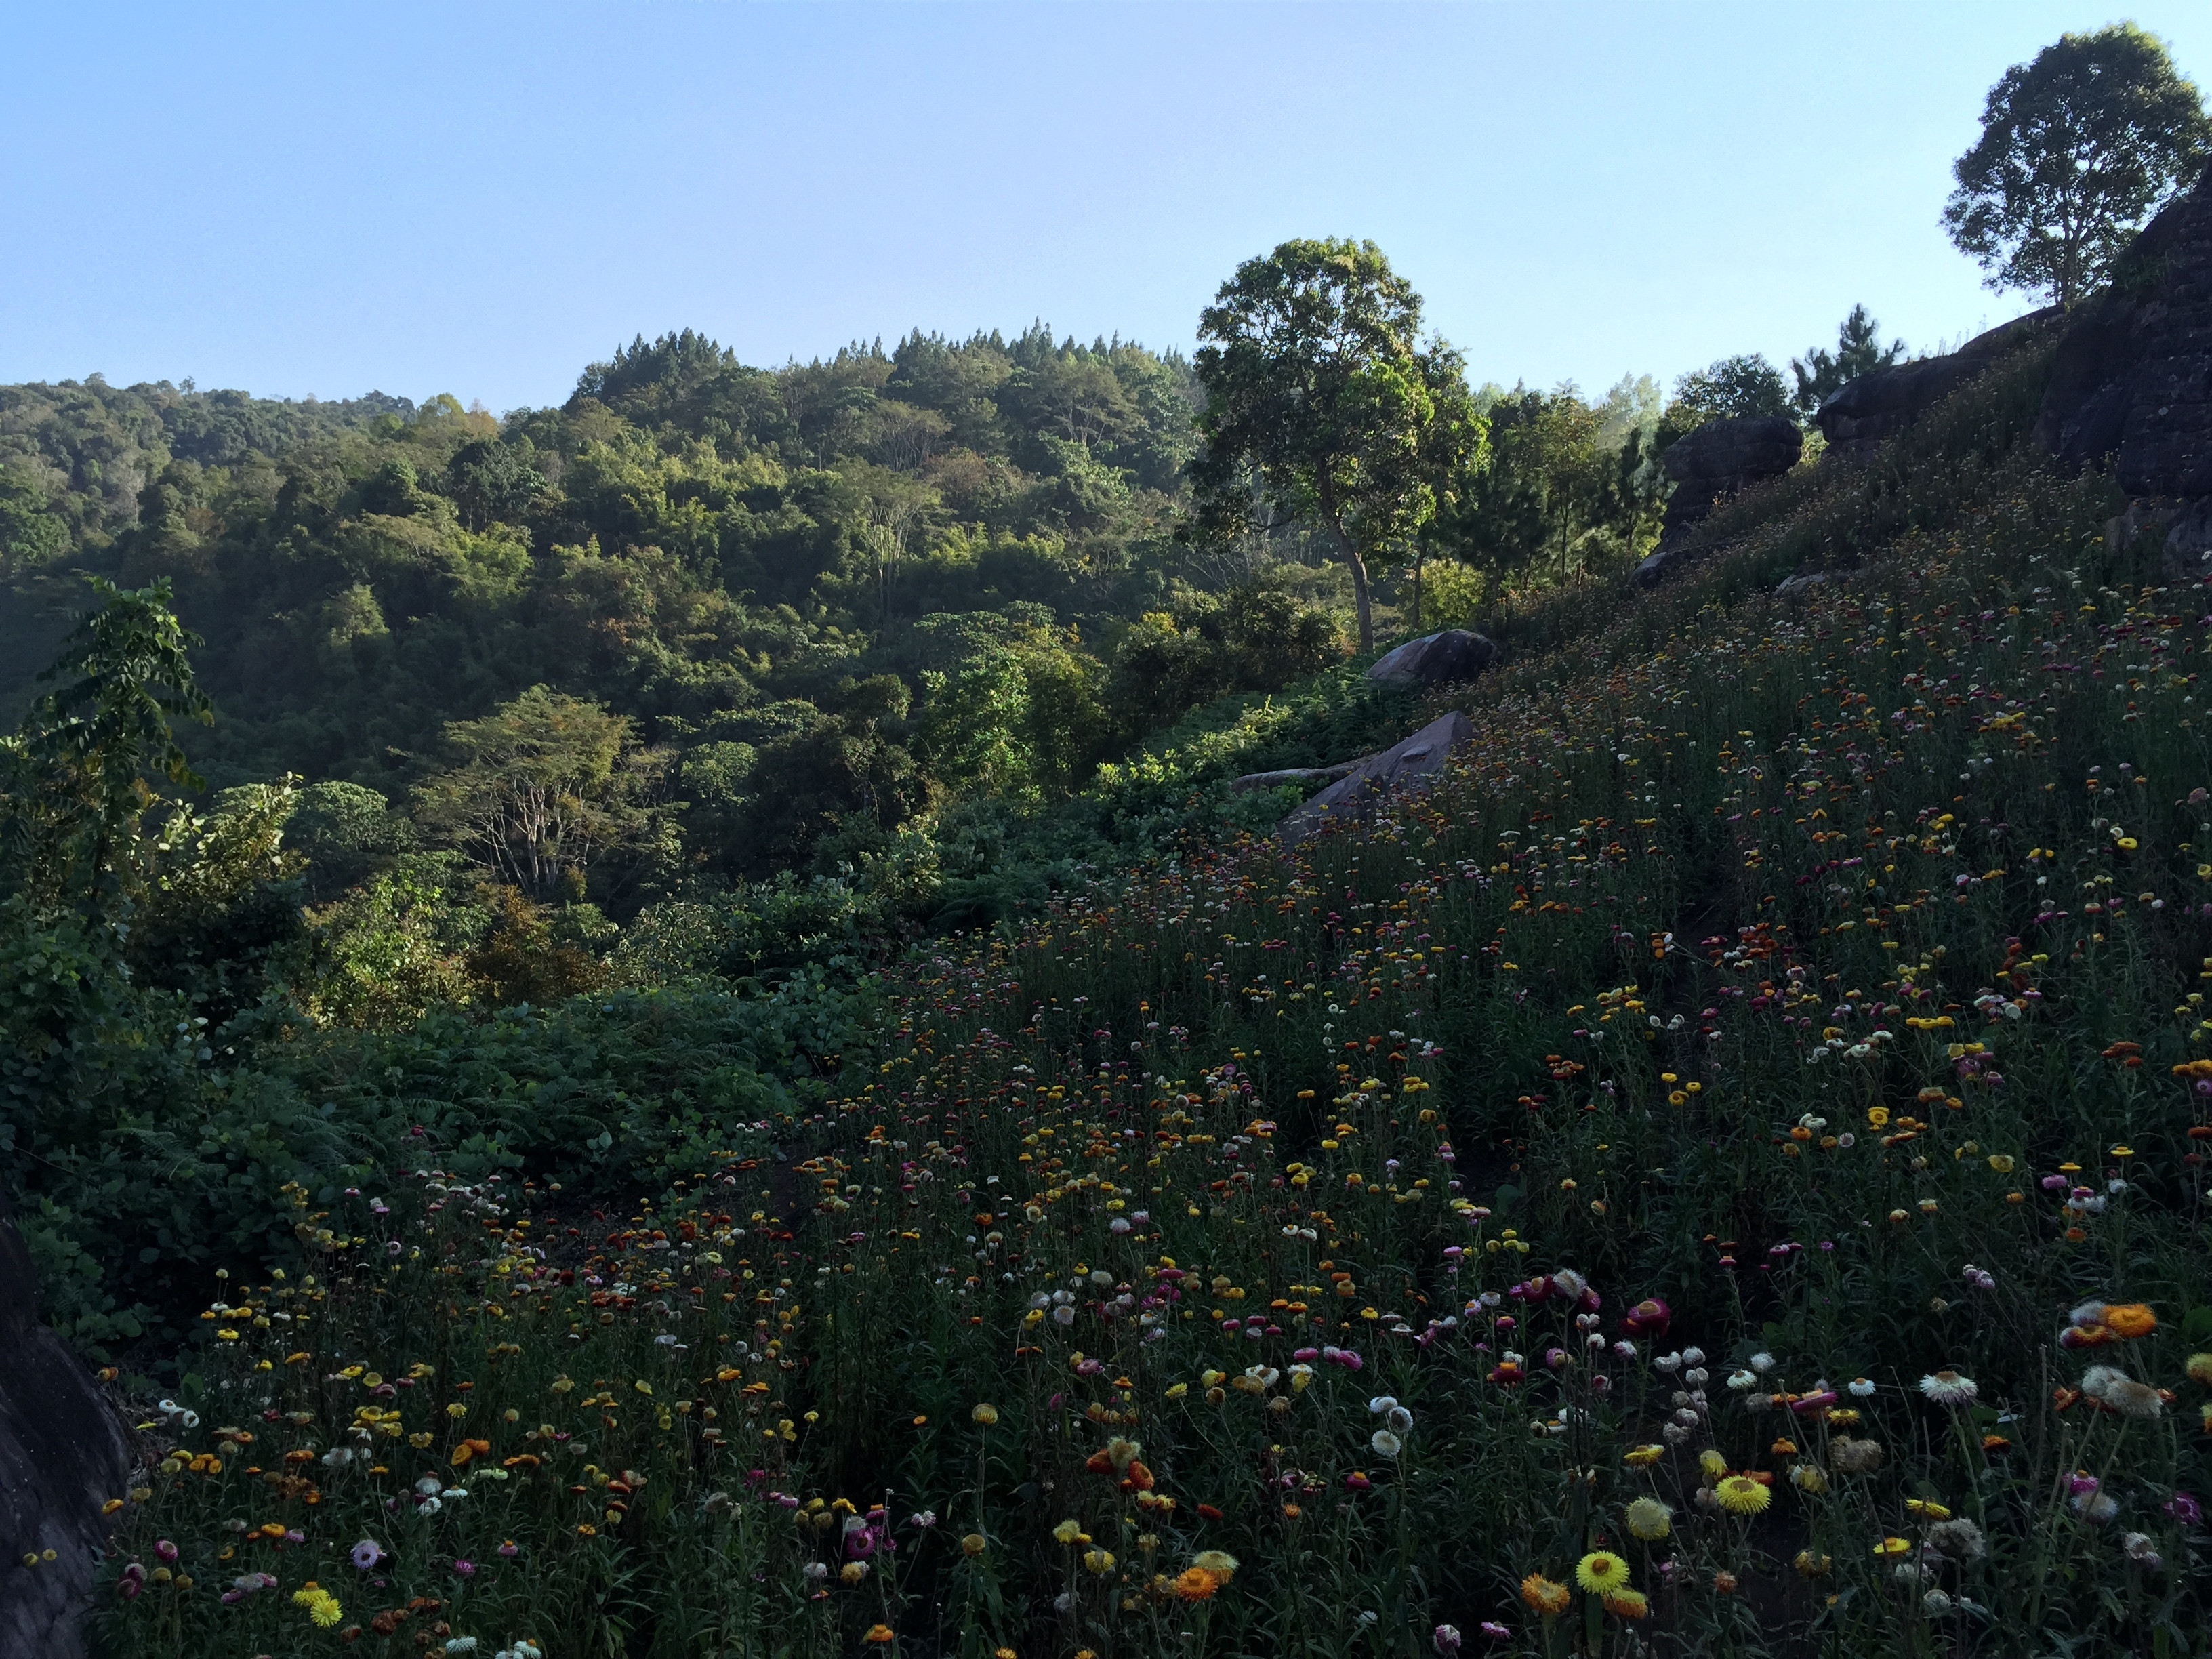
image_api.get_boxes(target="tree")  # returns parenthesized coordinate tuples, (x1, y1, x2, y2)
(1190, 239, 1481, 651)
(412, 686, 663, 899)
(1660, 354, 1795, 445)
(1944, 25, 2211, 308)
(1790, 306, 1908, 415)
(0, 577, 212, 920)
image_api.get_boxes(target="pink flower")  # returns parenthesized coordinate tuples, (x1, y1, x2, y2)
(453, 1559, 476, 1577)
(1621, 1297, 1671, 1338)
(154, 1540, 178, 1565)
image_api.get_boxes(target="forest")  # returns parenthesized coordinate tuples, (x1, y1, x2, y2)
(0, 310, 1801, 1015)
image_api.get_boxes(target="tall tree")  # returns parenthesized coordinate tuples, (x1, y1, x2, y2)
(1190, 239, 1479, 651)
(1944, 25, 2211, 308)
(0, 577, 211, 920)
(1790, 306, 1908, 415)
(412, 686, 661, 899)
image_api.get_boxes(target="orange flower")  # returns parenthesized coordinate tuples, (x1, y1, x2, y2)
(2105, 1304, 2157, 1339)
(1520, 1574, 1571, 1616)
(863, 1626, 896, 1645)
(1171, 1568, 1218, 1601)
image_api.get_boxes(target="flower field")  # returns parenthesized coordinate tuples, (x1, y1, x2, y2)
(91, 450, 2212, 1655)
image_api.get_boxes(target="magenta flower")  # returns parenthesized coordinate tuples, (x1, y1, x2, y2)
(153, 1540, 178, 1565)
(452, 1559, 476, 1577)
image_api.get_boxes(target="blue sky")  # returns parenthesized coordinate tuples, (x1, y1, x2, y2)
(6, 3, 2208, 413)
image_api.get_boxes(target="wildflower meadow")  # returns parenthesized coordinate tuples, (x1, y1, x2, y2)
(85, 366, 2212, 1656)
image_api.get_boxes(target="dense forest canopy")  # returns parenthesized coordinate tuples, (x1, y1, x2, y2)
(0, 301, 1900, 1020)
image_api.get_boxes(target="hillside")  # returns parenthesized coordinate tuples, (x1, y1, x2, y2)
(13, 291, 2202, 1658)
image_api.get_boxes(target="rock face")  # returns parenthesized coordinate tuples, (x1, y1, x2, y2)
(1277, 710, 1472, 842)
(1365, 628, 1500, 689)
(1816, 308, 2059, 463)
(0, 1191, 127, 1659)
(1633, 417, 1802, 588)
(1228, 760, 1359, 795)
(2032, 163, 2212, 579)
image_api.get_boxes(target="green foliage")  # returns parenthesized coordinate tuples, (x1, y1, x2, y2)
(411, 684, 667, 902)
(1944, 24, 2211, 306)
(0, 577, 213, 922)
(1790, 304, 1909, 415)
(1191, 239, 1483, 650)
(1658, 353, 1796, 447)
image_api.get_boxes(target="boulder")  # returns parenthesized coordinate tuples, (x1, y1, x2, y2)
(0, 1191, 128, 1659)
(1228, 761, 1360, 795)
(1774, 570, 1839, 598)
(1365, 629, 1500, 689)
(2034, 164, 2212, 503)
(1633, 416, 1803, 587)
(1816, 308, 2059, 463)
(1277, 710, 1473, 842)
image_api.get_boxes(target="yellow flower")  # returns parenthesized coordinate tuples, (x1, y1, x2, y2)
(1872, 1536, 1912, 1558)
(1789, 1464, 1828, 1495)
(1793, 1549, 1832, 1578)
(1903, 1498, 1952, 1520)
(1698, 1449, 1727, 1481)
(960, 1533, 987, 1558)
(971, 1404, 1000, 1426)
(1624, 1498, 1671, 1540)
(1082, 1548, 1115, 1576)
(1715, 1475, 1771, 1515)
(1986, 1154, 2015, 1174)
(2186, 1353, 2212, 1386)
(1622, 1444, 1663, 1467)
(1520, 1574, 1571, 1616)
(1052, 1519, 1084, 1546)
(1574, 1551, 1630, 1595)
(1190, 1549, 1237, 1584)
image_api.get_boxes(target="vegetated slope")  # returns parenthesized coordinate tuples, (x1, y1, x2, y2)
(94, 345, 2212, 1658)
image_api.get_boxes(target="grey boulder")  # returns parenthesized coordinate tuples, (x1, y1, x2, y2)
(1366, 629, 1500, 689)
(1, 1191, 129, 1659)
(1277, 710, 1473, 842)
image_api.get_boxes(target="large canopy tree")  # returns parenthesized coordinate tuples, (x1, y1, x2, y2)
(1944, 24, 2210, 309)
(1190, 239, 1479, 651)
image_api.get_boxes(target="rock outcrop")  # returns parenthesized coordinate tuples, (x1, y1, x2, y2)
(1815, 308, 2059, 463)
(1633, 416, 1802, 588)
(1365, 628, 1500, 689)
(1, 1191, 128, 1659)
(1277, 710, 1472, 842)
(2032, 163, 2212, 580)
(1228, 760, 1360, 796)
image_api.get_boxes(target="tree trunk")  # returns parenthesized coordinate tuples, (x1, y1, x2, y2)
(1315, 474, 1374, 652)
(1410, 548, 1422, 634)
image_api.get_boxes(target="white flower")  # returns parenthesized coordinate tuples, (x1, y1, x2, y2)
(1681, 1347, 1705, 1366)
(2082, 1365, 2163, 1419)
(1748, 1352, 1774, 1374)
(2120, 1532, 2162, 1571)
(1385, 1405, 1414, 1433)
(1368, 1395, 1399, 1415)
(1726, 1370, 1757, 1391)
(1848, 1377, 1875, 1397)
(1370, 1429, 1402, 1458)
(1917, 1370, 1978, 1407)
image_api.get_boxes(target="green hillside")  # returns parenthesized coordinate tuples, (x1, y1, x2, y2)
(9, 305, 2206, 1656)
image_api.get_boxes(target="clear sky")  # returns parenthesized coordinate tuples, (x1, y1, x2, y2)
(6, 3, 2208, 413)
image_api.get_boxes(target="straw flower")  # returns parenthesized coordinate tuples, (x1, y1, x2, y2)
(1917, 1370, 1978, 1407)
(1171, 1567, 1217, 1601)
(1574, 1551, 1629, 1595)
(970, 1404, 999, 1426)
(1715, 1475, 1770, 1516)
(2105, 1304, 2157, 1339)
(2083, 1366, 2163, 1419)
(2185, 1353, 2212, 1386)
(1602, 1588, 1649, 1619)
(1519, 1574, 1571, 1616)
(1190, 1549, 1237, 1585)
(1624, 1498, 1671, 1540)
